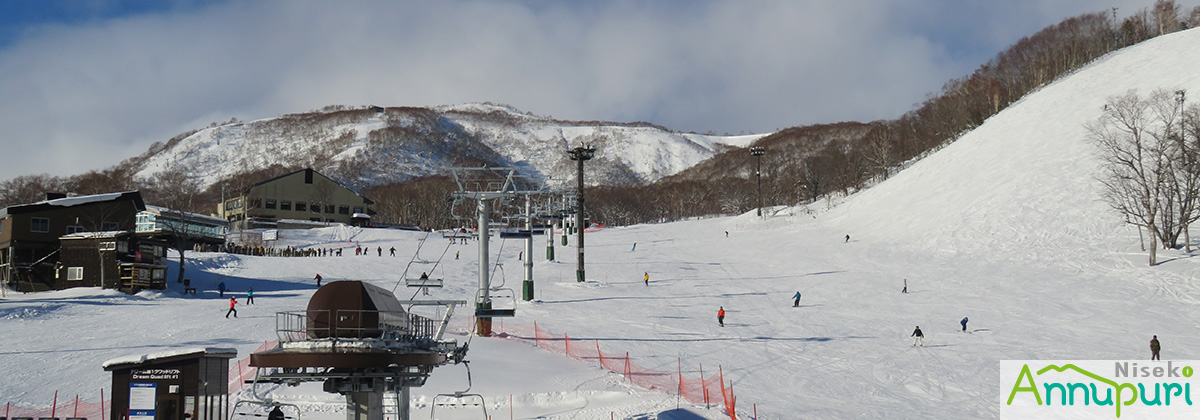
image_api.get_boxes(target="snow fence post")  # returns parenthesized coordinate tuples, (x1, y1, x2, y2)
(101, 388, 106, 420)
(51, 390, 58, 419)
(596, 341, 605, 370)
(534, 322, 540, 349)
(719, 366, 727, 417)
(564, 334, 570, 358)
(624, 353, 631, 383)
(678, 358, 683, 396)
(701, 363, 709, 409)
(74, 394, 79, 417)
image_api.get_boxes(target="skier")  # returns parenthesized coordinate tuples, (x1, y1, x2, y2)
(960, 316, 969, 332)
(455, 251, 460, 260)
(1151, 335, 1161, 360)
(845, 234, 850, 243)
(902, 279, 908, 294)
(246, 288, 254, 304)
(911, 326, 924, 346)
(268, 406, 285, 420)
(217, 281, 226, 297)
(314, 273, 322, 287)
(226, 297, 238, 318)
(389, 247, 396, 257)
(336, 248, 342, 256)
(793, 291, 802, 307)
(717, 307, 725, 327)
(519, 251, 523, 261)
(644, 272, 649, 286)
(377, 246, 382, 256)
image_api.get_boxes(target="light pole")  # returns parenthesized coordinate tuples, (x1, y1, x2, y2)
(567, 144, 595, 282)
(750, 147, 766, 218)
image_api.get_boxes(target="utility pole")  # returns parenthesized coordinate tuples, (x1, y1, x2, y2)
(750, 147, 766, 218)
(567, 145, 595, 282)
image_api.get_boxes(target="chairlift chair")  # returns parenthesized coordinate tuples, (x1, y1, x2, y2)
(473, 288, 516, 318)
(231, 399, 301, 420)
(406, 272, 444, 289)
(430, 361, 488, 420)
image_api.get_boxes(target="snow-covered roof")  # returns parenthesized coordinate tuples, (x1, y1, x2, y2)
(352, 213, 371, 219)
(143, 205, 229, 225)
(61, 230, 129, 240)
(0, 191, 145, 218)
(102, 347, 238, 370)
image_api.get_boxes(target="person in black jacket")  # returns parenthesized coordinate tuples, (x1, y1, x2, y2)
(911, 326, 924, 346)
(1151, 335, 1161, 360)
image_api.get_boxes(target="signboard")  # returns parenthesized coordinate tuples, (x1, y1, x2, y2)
(132, 368, 180, 381)
(129, 382, 157, 420)
(262, 229, 278, 241)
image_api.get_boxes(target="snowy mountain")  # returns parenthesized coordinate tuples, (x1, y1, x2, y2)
(8, 25, 1200, 420)
(132, 103, 765, 191)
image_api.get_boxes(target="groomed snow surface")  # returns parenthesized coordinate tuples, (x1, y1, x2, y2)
(7, 26, 1200, 420)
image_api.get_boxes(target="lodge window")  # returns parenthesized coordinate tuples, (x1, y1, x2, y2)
(339, 205, 350, 215)
(102, 221, 120, 231)
(325, 205, 334, 213)
(265, 199, 277, 209)
(352, 207, 363, 214)
(66, 225, 85, 234)
(296, 202, 307, 212)
(311, 203, 321, 213)
(31, 217, 49, 233)
(67, 267, 83, 281)
(281, 200, 292, 211)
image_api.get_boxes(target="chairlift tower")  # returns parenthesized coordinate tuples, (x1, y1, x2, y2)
(567, 145, 595, 282)
(450, 167, 543, 336)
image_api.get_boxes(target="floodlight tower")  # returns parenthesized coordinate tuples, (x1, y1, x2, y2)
(567, 144, 595, 282)
(750, 146, 766, 218)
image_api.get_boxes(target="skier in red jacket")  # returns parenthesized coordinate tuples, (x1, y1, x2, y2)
(226, 297, 238, 318)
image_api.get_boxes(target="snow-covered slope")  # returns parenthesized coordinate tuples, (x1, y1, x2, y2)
(135, 103, 768, 190)
(825, 27, 1200, 267)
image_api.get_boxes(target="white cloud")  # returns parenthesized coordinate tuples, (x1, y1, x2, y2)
(0, 0, 1188, 181)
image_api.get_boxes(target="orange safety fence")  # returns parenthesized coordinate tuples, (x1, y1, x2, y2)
(3, 394, 108, 420)
(493, 321, 738, 418)
(228, 340, 279, 394)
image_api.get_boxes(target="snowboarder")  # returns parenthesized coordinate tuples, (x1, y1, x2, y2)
(1151, 335, 1161, 360)
(717, 307, 725, 327)
(902, 279, 908, 294)
(911, 326, 924, 346)
(644, 272, 649, 286)
(217, 281, 226, 297)
(455, 251, 460, 260)
(632, 243, 637, 251)
(226, 297, 238, 318)
(389, 247, 396, 257)
(793, 291, 802, 307)
(268, 406, 285, 420)
(725, 231, 729, 238)
(245, 288, 254, 304)
(845, 234, 850, 243)
(960, 316, 969, 332)
(314, 273, 322, 287)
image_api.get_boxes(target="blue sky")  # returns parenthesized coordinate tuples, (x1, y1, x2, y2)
(0, 0, 1188, 181)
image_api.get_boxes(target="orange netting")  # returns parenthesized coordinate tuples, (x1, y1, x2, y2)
(228, 340, 279, 393)
(495, 321, 737, 418)
(3, 395, 108, 420)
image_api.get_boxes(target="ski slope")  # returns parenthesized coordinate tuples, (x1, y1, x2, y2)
(6, 25, 1200, 420)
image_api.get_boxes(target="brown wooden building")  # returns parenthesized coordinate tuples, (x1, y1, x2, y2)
(58, 230, 170, 293)
(0, 191, 145, 292)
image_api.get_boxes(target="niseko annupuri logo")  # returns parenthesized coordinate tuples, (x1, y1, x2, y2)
(1002, 360, 1198, 419)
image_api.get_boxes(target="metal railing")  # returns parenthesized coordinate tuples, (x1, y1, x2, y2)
(275, 310, 439, 343)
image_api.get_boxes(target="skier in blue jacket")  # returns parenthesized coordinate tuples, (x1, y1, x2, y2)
(792, 291, 802, 307)
(960, 316, 969, 332)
